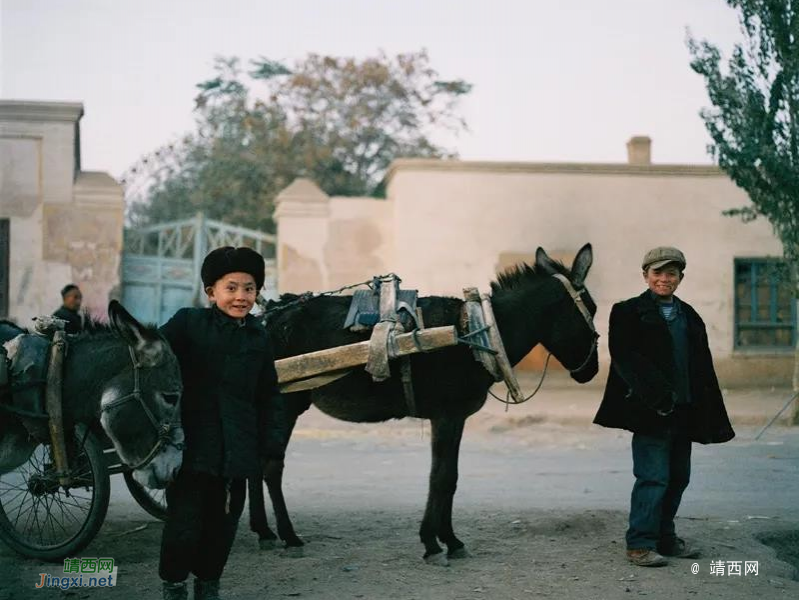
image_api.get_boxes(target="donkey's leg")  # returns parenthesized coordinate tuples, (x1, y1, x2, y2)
(250, 392, 308, 550)
(265, 456, 304, 548)
(248, 476, 278, 549)
(264, 397, 306, 549)
(419, 416, 465, 565)
(440, 492, 468, 558)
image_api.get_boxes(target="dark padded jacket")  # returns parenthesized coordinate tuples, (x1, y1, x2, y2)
(594, 291, 735, 444)
(159, 305, 288, 478)
(52, 307, 84, 335)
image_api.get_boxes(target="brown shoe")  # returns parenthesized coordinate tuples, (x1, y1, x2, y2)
(659, 537, 701, 559)
(626, 548, 668, 567)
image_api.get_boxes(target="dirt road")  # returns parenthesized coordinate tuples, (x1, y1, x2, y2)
(1, 405, 798, 599)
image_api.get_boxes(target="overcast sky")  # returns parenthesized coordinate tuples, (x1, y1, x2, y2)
(1, 0, 743, 178)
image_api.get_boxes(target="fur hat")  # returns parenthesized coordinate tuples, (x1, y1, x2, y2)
(201, 246, 265, 290)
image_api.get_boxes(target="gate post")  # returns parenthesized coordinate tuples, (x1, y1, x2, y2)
(192, 212, 207, 305)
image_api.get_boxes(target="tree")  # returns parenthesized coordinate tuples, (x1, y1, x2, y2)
(688, 0, 799, 421)
(123, 51, 471, 232)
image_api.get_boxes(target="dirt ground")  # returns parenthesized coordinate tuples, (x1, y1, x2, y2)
(1, 401, 798, 600)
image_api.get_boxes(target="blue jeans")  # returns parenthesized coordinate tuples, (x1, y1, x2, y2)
(626, 432, 692, 551)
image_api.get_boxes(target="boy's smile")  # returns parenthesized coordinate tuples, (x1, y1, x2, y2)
(207, 272, 258, 318)
(643, 264, 683, 301)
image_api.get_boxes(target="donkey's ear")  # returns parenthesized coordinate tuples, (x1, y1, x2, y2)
(108, 300, 165, 366)
(535, 247, 560, 276)
(571, 243, 593, 287)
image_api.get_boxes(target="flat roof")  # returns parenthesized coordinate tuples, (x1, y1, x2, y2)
(386, 158, 723, 180)
(0, 100, 84, 123)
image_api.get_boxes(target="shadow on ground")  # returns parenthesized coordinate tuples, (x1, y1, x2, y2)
(758, 530, 799, 581)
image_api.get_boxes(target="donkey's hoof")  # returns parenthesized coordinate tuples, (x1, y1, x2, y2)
(258, 538, 277, 551)
(283, 545, 305, 558)
(284, 536, 305, 548)
(424, 552, 450, 567)
(448, 547, 470, 559)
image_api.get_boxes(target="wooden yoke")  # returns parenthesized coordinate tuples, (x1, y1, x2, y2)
(462, 287, 501, 381)
(366, 275, 401, 382)
(46, 330, 71, 486)
(276, 326, 456, 389)
(373, 275, 418, 415)
(379, 275, 400, 326)
(480, 293, 524, 404)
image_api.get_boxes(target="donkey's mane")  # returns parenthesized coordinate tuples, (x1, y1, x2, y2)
(0, 319, 121, 349)
(71, 323, 117, 343)
(265, 295, 302, 310)
(70, 320, 160, 344)
(490, 260, 569, 294)
(0, 319, 159, 345)
(0, 319, 158, 340)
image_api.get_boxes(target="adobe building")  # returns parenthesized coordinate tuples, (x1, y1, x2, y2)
(0, 101, 124, 326)
(274, 137, 787, 387)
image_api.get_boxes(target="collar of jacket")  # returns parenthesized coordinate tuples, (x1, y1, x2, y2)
(646, 290, 682, 314)
(635, 290, 681, 324)
(210, 303, 259, 330)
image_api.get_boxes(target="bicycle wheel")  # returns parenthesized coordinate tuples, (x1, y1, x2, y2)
(123, 470, 167, 521)
(0, 425, 111, 561)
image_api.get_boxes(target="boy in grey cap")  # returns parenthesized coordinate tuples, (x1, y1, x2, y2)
(594, 247, 734, 567)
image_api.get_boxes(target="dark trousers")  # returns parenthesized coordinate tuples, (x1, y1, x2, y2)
(626, 432, 692, 551)
(159, 470, 246, 583)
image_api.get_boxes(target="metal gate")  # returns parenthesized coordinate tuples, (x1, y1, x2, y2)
(121, 214, 276, 325)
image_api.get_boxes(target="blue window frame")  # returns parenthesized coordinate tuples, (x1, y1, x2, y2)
(734, 258, 796, 349)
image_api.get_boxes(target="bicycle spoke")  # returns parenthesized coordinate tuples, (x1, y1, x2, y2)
(9, 496, 35, 528)
(12, 491, 35, 529)
(0, 485, 30, 508)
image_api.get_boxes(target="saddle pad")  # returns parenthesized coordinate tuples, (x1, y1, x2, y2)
(3, 333, 50, 415)
(343, 289, 419, 331)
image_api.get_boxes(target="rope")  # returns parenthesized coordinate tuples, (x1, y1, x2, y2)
(488, 352, 553, 412)
(754, 391, 799, 440)
(259, 273, 401, 319)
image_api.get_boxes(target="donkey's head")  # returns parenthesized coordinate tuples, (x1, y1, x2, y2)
(99, 301, 183, 489)
(533, 243, 599, 383)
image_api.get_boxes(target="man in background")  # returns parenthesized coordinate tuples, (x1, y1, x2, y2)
(53, 284, 86, 334)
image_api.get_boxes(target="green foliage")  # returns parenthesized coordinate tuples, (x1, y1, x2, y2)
(687, 0, 799, 276)
(124, 51, 470, 231)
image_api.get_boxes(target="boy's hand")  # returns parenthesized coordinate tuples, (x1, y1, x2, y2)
(655, 392, 677, 416)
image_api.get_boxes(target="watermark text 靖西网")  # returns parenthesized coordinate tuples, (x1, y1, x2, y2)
(35, 557, 117, 590)
(706, 560, 759, 576)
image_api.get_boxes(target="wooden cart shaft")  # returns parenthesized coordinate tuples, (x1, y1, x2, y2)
(275, 325, 457, 387)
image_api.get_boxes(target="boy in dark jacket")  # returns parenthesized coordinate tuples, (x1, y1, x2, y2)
(158, 246, 285, 600)
(594, 247, 734, 567)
